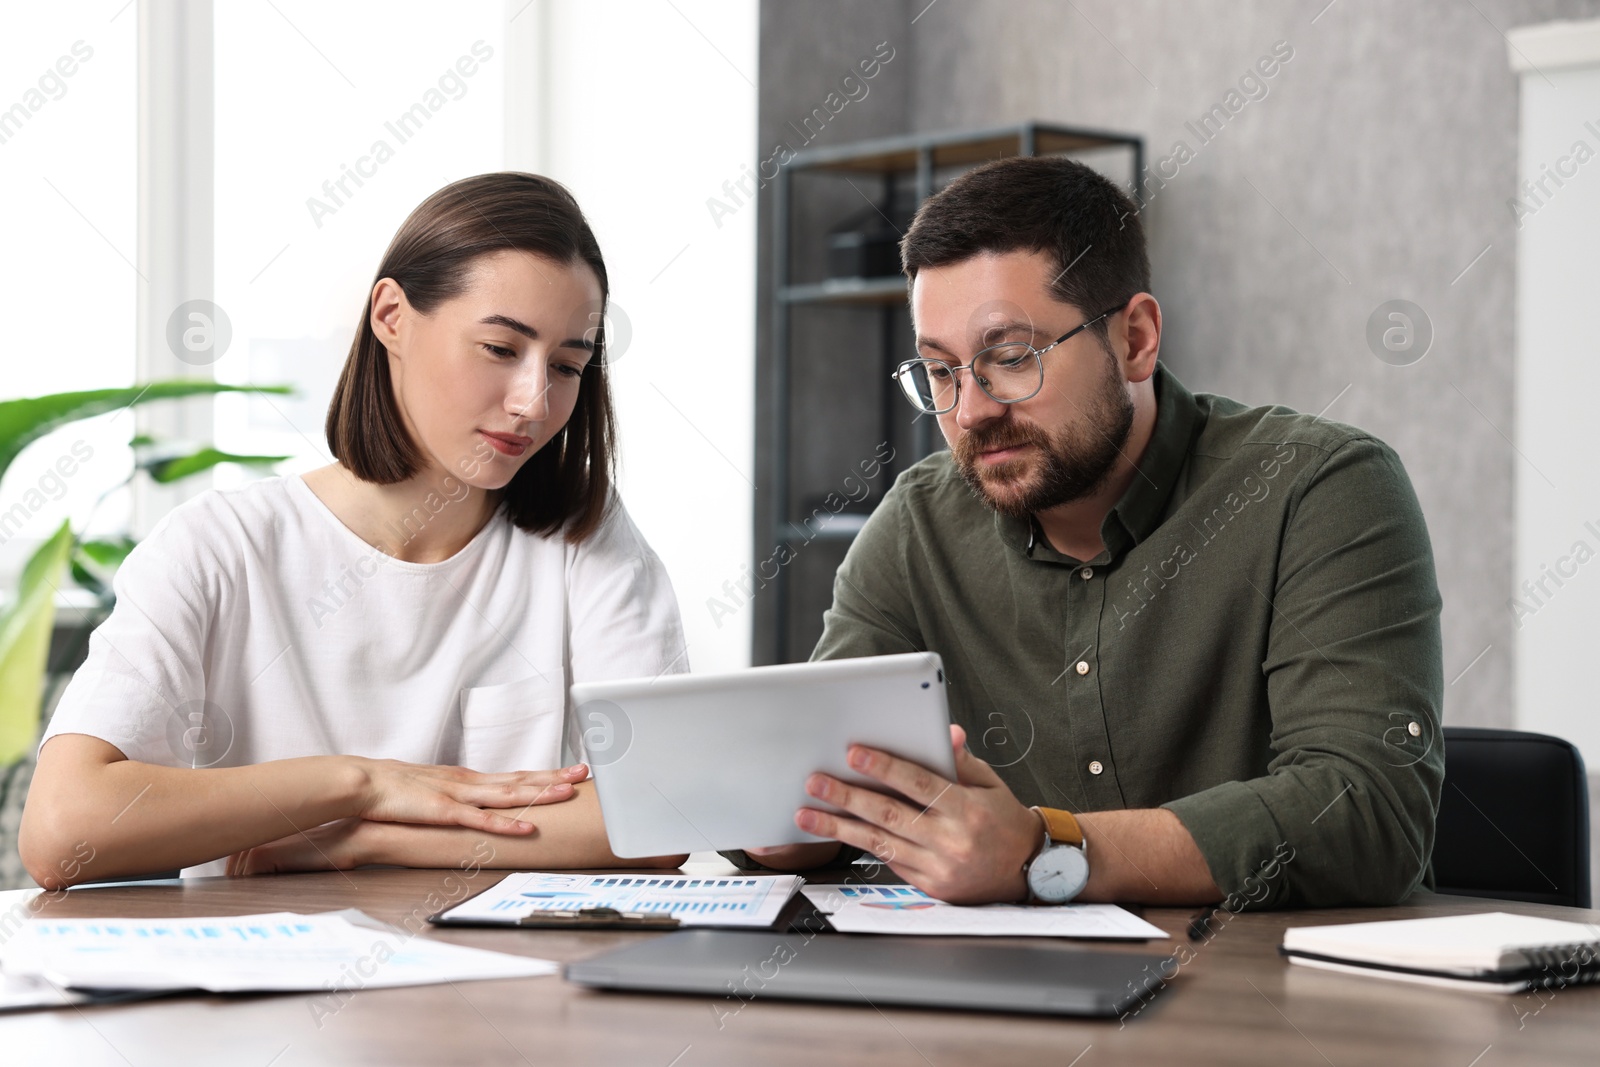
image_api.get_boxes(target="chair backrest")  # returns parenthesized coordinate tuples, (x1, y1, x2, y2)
(1434, 727, 1591, 909)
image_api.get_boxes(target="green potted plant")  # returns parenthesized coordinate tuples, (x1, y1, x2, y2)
(0, 382, 290, 772)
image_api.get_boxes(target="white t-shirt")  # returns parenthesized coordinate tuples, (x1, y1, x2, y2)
(43, 474, 687, 785)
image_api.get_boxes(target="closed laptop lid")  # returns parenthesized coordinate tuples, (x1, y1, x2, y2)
(565, 929, 1170, 1018)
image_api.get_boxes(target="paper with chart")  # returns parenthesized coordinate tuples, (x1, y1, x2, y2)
(801, 884, 1169, 939)
(0, 888, 102, 1010)
(438, 872, 804, 928)
(0, 910, 557, 993)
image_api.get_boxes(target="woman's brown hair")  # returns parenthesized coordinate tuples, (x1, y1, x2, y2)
(325, 172, 617, 543)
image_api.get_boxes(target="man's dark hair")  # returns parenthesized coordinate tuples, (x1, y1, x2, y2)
(326, 171, 618, 544)
(900, 156, 1150, 336)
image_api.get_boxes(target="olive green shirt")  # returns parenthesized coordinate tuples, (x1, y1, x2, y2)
(812, 364, 1444, 908)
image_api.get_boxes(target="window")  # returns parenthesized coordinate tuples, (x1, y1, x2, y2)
(212, 1, 507, 486)
(0, 4, 137, 578)
(4, 0, 758, 672)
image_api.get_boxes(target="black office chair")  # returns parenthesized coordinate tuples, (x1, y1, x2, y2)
(1433, 727, 1591, 909)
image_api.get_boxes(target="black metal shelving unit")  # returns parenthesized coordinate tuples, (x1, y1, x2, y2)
(758, 121, 1144, 664)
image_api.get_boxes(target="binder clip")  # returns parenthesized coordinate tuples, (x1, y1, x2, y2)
(515, 907, 682, 930)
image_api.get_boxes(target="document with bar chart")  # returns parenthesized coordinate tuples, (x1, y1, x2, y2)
(800, 884, 1168, 939)
(435, 872, 805, 928)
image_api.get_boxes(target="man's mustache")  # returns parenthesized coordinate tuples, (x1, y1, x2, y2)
(954, 420, 1049, 462)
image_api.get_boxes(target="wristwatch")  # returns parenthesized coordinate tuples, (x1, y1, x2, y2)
(1022, 806, 1090, 904)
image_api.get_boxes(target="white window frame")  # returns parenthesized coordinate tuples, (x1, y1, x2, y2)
(133, 0, 215, 536)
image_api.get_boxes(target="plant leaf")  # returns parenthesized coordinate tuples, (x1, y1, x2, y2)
(0, 382, 292, 488)
(141, 447, 291, 485)
(70, 537, 137, 599)
(0, 521, 75, 765)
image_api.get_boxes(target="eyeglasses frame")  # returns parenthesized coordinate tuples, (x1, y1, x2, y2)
(891, 303, 1127, 415)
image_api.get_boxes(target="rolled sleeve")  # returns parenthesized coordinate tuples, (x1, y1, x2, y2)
(1164, 437, 1444, 908)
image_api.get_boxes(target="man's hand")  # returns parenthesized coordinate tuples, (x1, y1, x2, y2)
(745, 841, 842, 871)
(794, 724, 1043, 904)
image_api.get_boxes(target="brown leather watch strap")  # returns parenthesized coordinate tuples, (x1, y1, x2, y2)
(1033, 806, 1085, 848)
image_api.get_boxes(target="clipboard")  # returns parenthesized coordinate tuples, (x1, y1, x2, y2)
(428, 896, 682, 932)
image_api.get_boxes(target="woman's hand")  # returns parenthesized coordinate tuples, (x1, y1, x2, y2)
(228, 818, 371, 875)
(351, 759, 590, 834)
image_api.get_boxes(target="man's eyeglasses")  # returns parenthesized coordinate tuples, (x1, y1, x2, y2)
(891, 305, 1124, 416)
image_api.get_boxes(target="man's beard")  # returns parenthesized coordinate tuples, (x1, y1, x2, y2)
(950, 351, 1136, 519)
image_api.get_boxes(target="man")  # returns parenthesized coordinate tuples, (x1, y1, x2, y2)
(739, 156, 1442, 908)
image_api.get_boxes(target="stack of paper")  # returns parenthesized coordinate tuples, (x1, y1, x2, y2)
(801, 884, 1168, 939)
(0, 909, 555, 1005)
(435, 871, 805, 928)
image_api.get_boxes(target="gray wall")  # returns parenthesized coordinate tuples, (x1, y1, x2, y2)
(758, 0, 1600, 731)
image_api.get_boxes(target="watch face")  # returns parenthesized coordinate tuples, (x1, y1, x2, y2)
(1027, 845, 1089, 903)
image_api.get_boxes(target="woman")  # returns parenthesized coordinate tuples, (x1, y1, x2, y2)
(20, 173, 689, 886)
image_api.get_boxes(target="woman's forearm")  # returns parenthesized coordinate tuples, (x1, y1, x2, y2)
(23, 733, 576, 885)
(361, 785, 687, 870)
(21, 734, 369, 887)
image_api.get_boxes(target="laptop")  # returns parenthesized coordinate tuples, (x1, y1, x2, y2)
(571, 652, 955, 858)
(565, 930, 1169, 1017)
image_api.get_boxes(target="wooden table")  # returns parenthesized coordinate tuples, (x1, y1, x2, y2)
(3, 860, 1598, 1066)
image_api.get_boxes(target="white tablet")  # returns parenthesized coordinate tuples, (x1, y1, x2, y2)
(571, 652, 955, 858)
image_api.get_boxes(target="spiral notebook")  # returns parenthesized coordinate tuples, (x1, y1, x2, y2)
(1280, 912, 1600, 993)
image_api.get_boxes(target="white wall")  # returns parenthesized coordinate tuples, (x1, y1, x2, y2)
(535, 0, 759, 674)
(1510, 19, 1600, 763)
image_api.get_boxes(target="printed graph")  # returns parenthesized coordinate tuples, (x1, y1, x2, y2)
(448, 873, 801, 927)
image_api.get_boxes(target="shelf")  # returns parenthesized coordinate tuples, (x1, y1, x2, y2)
(789, 122, 1142, 175)
(779, 277, 907, 306)
(784, 512, 869, 543)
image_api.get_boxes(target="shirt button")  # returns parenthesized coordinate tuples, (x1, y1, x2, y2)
(1407, 721, 1421, 737)
(1079, 567, 1093, 580)
(1088, 760, 1104, 775)
(1075, 661, 1090, 676)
